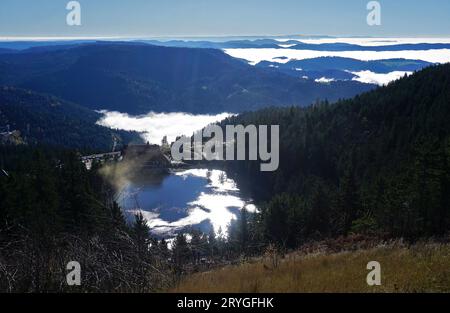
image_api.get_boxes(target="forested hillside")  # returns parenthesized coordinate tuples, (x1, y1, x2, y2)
(256, 57, 431, 81)
(0, 59, 448, 293)
(0, 146, 172, 292)
(0, 87, 141, 151)
(222, 63, 450, 250)
(0, 43, 374, 114)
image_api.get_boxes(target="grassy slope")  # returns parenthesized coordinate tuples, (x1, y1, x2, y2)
(172, 243, 450, 293)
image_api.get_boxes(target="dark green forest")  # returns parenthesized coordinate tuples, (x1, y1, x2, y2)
(0, 87, 142, 152)
(0, 145, 174, 292)
(0, 63, 449, 292)
(222, 63, 450, 250)
(0, 146, 236, 292)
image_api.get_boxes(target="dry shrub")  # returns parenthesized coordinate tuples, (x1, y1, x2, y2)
(172, 242, 450, 293)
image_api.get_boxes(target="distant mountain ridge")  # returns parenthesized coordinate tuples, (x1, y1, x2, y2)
(222, 63, 450, 241)
(137, 39, 450, 51)
(0, 43, 374, 114)
(256, 57, 432, 81)
(2, 38, 450, 52)
(257, 57, 431, 73)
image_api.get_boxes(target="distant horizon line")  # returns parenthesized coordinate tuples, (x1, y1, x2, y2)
(2, 34, 450, 42)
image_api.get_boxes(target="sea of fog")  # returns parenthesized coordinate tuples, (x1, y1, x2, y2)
(97, 111, 231, 144)
(276, 37, 450, 46)
(223, 37, 450, 86)
(224, 48, 450, 65)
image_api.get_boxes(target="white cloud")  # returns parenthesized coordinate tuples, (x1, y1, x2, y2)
(350, 70, 412, 86)
(97, 111, 231, 144)
(275, 37, 450, 46)
(315, 77, 335, 83)
(277, 43, 297, 48)
(224, 48, 450, 65)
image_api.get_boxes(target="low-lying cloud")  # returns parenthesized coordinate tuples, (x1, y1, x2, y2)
(351, 70, 413, 86)
(315, 77, 336, 83)
(224, 48, 450, 65)
(276, 37, 450, 46)
(97, 111, 231, 144)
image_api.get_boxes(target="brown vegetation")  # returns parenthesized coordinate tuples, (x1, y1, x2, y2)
(171, 241, 450, 293)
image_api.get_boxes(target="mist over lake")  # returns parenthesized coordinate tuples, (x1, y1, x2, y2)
(97, 110, 231, 144)
(96, 110, 255, 238)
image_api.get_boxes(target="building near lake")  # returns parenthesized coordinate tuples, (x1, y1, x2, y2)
(0, 130, 24, 145)
(123, 143, 171, 169)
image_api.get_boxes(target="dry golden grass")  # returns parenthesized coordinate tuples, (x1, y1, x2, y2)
(171, 243, 450, 293)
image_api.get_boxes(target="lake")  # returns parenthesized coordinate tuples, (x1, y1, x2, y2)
(97, 110, 256, 238)
(115, 168, 257, 238)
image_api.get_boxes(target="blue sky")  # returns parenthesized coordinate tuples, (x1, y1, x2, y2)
(1, 0, 449, 38)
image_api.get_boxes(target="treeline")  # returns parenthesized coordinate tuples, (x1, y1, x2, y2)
(0, 145, 257, 292)
(170, 211, 260, 270)
(219, 64, 450, 249)
(0, 145, 173, 292)
(0, 87, 142, 152)
(0, 144, 261, 291)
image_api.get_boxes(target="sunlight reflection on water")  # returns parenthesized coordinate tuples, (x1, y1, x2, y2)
(118, 168, 257, 238)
